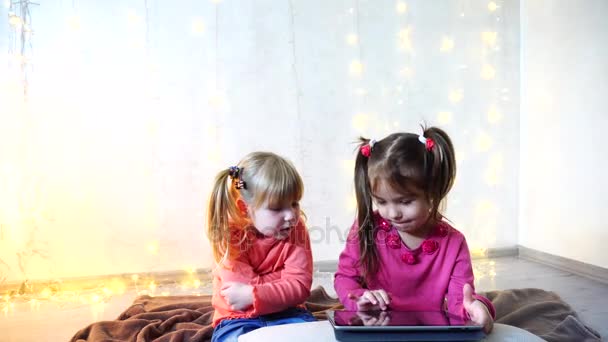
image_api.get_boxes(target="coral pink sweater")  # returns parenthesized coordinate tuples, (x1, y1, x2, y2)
(212, 220, 312, 326)
(334, 214, 495, 319)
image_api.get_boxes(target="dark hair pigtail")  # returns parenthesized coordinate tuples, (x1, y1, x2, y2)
(354, 137, 378, 281)
(423, 126, 456, 220)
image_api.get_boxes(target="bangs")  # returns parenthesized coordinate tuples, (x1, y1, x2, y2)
(369, 160, 426, 196)
(250, 159, 303, 208)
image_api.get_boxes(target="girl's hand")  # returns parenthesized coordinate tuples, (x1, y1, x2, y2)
(463, 283, 494, 333)
(220, 281, 254, 311)
(348, 289, 391, 311)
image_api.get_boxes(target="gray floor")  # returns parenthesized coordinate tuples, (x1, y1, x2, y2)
(312, 256, 608, 339)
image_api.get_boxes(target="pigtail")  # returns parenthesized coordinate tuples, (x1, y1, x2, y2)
(354, 137, 379, 280)
(422, 126, 456, 220)
(207, 169, 242, 264)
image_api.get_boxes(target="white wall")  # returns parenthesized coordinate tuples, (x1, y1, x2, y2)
(520, 0, 608, 268)
(0, 0, 520, 283)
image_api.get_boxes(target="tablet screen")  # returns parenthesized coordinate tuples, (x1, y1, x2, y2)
(329, 310, 483, 331)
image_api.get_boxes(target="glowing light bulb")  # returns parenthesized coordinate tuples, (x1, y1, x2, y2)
(148, 281, 157, 291)
(352, 113, 369, 131)
(127, 10, 142, 26)
(398, 27, 412, 51)
(481, 64, 496, 80)
(399, 66, 413, 78)
(67, 15, 81, 31)
(192, 18, 205, 34)
(147, 241, 159, 255)
(440, 37, 454, 52)
(131, 274, 139, 282)
(449, 89, 464, 103)
(437, 111, 453, 125)
(396, 1, 407, 13)
(346, 33, 358, 46)
(348, 194, 357, 211)
(8, 15, 22, 27)
(487, 105, 502, 124)
(481, 31, 497, 46)
(484, 153, 504, 186)
(488, 1, 498, 11)
(475, 132, 493, 152)
(355, 87, 367, 96)
(349, 60, 363, 76)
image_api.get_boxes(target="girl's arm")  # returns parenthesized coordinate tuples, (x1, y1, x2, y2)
(250, 221, 313, 315)
(334, 224, 368, 311)
(446, 238, 496, 320)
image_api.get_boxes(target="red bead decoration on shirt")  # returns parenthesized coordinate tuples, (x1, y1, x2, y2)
(379, 220, 391, 232)
(386, 233, 401, 249)
(422, 240, 439, 254)
(401, 252, 416, 265)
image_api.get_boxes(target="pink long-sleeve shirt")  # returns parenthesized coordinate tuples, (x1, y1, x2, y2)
(212, 220, 313, 326)
(334, 213, 495, 319)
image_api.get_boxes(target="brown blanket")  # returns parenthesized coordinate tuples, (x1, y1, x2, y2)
(71, 287, 601, 342)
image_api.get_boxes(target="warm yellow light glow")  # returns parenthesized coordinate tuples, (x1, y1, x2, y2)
(487, 105, 502, 124)
(147, 241, 159, 255)
(399, 66, 413, 78)
(194, 279, 201, 288)
(476, 200, 496, 216)
(148, 281, 157, 291)
(192, 18, 205, 34)
(484, 153, 504, 186)
(456, 151, 465, 164)
(396, 1, 407, 13)
(481, 31, 497, 46)
(342, 159, 356, 173)
(67, 15, 81, 31)
(161, 291, 170, 296)
(8, 14, 22, 27)
(352, 113, 369, 132)
(440, 37, 454, 52)
(346, 33, 358, 46)
(437, 111, 453, 125)
(470, 248, 487, 258)
(127, 10, 142, 26)
(476, 132, 493, 152)
(131, 274, 140, 282)
(348, 193, 357, 211)
(355, 87, 368, 96)
(398, 27, 412, 51)
(448, 89, 463, 103)
(209, 91, 227, 109)
(40, 287, 52, 299)
(91, 294, 101, 304)
(349, 60, 364, 76)
(109, 279, 127, 295)
(488, 1, 498, 11)
(481, 64, 496, 80)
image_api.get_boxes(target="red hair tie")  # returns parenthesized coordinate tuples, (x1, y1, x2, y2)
(360, 139, 376, 157)
(418, 135, 435, 151)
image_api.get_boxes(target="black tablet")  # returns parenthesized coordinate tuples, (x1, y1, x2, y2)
(327, 310, 484, 332)
(327, 310, 486, 341)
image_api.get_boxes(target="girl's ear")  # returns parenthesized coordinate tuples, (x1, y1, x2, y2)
(236, 199, 248, 216)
